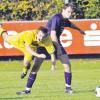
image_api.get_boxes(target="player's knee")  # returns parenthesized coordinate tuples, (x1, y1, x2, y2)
(23, 61, 30, 67)
(64, 64, 71, 72)
(23, 57, 32, 67)
(24, 55, 32, 64)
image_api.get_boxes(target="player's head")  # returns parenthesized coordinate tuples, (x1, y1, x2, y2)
(37, 26, 48, 42)
(62, 3, 74, 19)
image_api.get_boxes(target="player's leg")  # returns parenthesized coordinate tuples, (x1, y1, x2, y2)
(23, 48, 45, 92)
(21, 52, 32, 79)
(25, 58, 44, 92)
(21, 59, 31, 79)
(0, 27, 31, 79)
(59, 54, 73, 93)
(57, 47, 73, 94)
(16, 57, 44, 95)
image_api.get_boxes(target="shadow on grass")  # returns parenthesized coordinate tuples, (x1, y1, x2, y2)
(0, 96, 33, 100)
(74, 89, 94, 94)
(0, 86, 22, 90)
(0, 97, 23, 100)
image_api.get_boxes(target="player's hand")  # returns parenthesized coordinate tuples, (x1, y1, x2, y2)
(79, 30, 86, 35)
(38, 54, 46, 59)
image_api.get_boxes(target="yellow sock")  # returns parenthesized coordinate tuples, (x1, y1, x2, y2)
(22, 67, 27, 74)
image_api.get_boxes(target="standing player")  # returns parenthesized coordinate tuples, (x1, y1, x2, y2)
(0, 25, 56, 80)
(46, 3, 85, 94)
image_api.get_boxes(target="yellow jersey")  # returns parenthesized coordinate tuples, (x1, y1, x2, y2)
(7, 29, 55, 54)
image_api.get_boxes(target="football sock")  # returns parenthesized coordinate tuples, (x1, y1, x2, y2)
(25, 87, 31, 91)
(22, 67, 27, 74)
(22, 63, 30, 74)
(26, 73, 37, 88)
(64, 72, 72, 87)
(27, 63, 31, 70)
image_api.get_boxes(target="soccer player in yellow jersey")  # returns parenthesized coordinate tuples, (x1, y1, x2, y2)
(0, 25, 56, 84)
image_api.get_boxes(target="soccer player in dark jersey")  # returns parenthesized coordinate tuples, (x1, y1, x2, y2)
(46, 3, 85, 94)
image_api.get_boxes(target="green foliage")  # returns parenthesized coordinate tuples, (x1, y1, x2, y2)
(73, 0, 100, 19)
(83, 0, 100, 18)
(0, 0, 99, 21)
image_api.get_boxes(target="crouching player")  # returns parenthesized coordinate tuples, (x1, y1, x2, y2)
(0, 25, 56, 81)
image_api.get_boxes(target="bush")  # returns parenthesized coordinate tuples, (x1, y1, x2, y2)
(0, 0, 99, 21)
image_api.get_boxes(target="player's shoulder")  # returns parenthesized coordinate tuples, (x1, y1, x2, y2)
(20, 29, 38, 37)
(25, 29, 37, 33)
(52, 13, 62, 19)
(21, 29, 37, 33)
(31, 29, 38, 34)
(20, 30, 32, 34)
(25, 29, 38, 35)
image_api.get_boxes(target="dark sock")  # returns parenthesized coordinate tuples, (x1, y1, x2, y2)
(26, 63, 31, 70)
(64, 72, 72, 86)
(26, 73, 37, 88)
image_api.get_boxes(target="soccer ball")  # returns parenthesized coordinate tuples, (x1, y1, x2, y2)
(95, 86, 100, 97)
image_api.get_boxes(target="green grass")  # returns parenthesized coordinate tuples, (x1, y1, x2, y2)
(0, 59, 100, 100)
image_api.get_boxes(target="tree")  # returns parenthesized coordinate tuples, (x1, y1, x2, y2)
(72, 0, 100, 19)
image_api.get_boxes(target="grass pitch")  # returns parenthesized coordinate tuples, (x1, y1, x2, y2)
(0, 59, 100, 100)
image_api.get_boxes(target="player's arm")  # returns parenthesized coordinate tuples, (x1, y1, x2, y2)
(50, 30, 62, 56)
(25, 43, 46, 58)
(50, 16, 63, 56)
(44, 37, 56, 71)
(70, 22, 85, 35)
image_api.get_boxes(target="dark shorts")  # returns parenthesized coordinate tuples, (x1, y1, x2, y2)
(37, 44, 70, 65)
(54, 44, 70, 65)
(31, 44, 71, 72)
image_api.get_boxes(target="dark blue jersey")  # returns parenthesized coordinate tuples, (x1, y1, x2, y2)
(47, 13, 71, 41)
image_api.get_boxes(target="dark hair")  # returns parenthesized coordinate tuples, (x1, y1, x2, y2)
(62, 3, 74, 10)
(38, 26, 48, 34)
